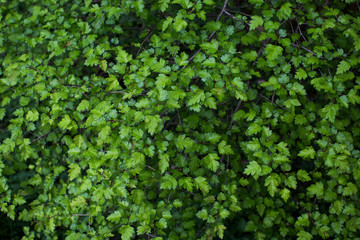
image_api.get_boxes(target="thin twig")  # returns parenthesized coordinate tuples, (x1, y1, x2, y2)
(107, 90, 127, 94)
(167, 190, 173, 201)
(31, 132, 51, 144)
(229, 99, 242, 129)
(327, 66, 333, 79)
(88, 12, 106, 35)
(225, 9, 251, 17)
(217, 0, 230, 21)
(224, 10, 245, 23)
(177, 110, 182, 126)
(291, 43, 316, 56)
(137, 28, 154, 57)
(253, 38, 270, 66)
(72, 214, 91, 232)
(258, 93, 290, 112)
(182, 0, 229, 69)
(184, 190, 202, 200)
(297, 23, 308, 42)
(147, 165, 156, 171)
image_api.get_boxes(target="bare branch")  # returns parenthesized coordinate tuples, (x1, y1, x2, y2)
(31, 131, 51, 144)
(72, 214, 91, 232)
(217, 0, 229, 21)
(258, 93, 290, 112)
(182, 0, 230, 69)
(291, 43, 316, 56)
(229, 99, 242, 129)
(253, 38, 270, 66)
(224, 10, 245, 23)
(137, 28, 154, 57)
(88, 12, 106, 35)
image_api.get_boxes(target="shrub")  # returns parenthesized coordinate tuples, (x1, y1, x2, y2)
(1, 0, 360, 239)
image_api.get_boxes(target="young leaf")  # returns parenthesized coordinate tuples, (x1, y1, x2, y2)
(107, 211, 122, 222)
(249, 16, 264, 30)
(68, 163, 81, 181)
(120, 225, 134, 240)
(244, 161, 261, 180)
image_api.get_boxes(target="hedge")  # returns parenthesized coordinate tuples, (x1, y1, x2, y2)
(1, 0, 360, 239)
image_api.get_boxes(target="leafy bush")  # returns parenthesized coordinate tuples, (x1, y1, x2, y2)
(1, 0, 360, 239)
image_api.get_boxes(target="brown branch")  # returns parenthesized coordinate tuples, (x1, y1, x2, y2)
(136, 28, 154, 57)
(88, 12, 106, 35)
(229, 99, 242, 129)
(182, 0, 230, 69)
(184, 190, 202, 200)
(258, 93, 290, 112)
(217, 0, 230, 21)
(291, 43, 316, 56)
(31, 131, 51, 144)
(223, 10, 245, 23)
(253, 38, 270, 66)
(72, 214, 91, 232)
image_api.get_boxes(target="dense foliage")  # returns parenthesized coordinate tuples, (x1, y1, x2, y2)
(1, 0, 360, 239)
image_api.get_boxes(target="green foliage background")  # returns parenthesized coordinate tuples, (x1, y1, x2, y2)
(1, 0, 360, 239)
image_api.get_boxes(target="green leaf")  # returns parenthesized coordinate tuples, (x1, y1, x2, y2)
(276, 3, 292, 20)
(77, 100, 90, 112)
(137, 225, 151, 235)
(249, 0, 263, 5)
(13, 195, 26, 206)
(188, 89, 205, 105)
(194, 177, 209, 193)
(200, 40, 219, 54)
(219, 208, 230, 219)
(179, 177, 193, 192)
(58, 115, 72, 130)
(218, 141, 234, 155)
(70, 196, 86, 209)
(297, 230, 313, 240)
(321, 103, 339, 123)
(120, 225, 134, 240)
(107, 211, 122, 222)
(284, 175, 297, 189)
(296, 214, 310, 227)
(68, 163, 81, 181)
(174, 16, 187, 32)
(298, 146, 315, 159)
(196, 209, 208, 220)
(264, 174, 280, 197)
(145, 115, 161, 135)
(157, 218, 167, 229)
(98, 126, 111, 142)
(175, 135, 194, 150)
(100, 60, 107, 71)
(249, 16, 264, 30)
(295, 68, 307, 80)
(342, 182, 358, 196)
(297, 170, 311, 182)
(159, 153, 170, 174)
(244, 161, 261, 180)
(160, 174, 178, 190)
(264, 44, 283, 61)
(175, 52, 189, 66)
(307, 182, 324, 198)
(203, 153, 220, 172)
(116, 49, 132, 63)
(26, 110, 39, 122)
(159, 0, 170, 12)
(162, 17, 173, 31)
(336, 60, 351, 74)
(280, 188, 290, 202)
